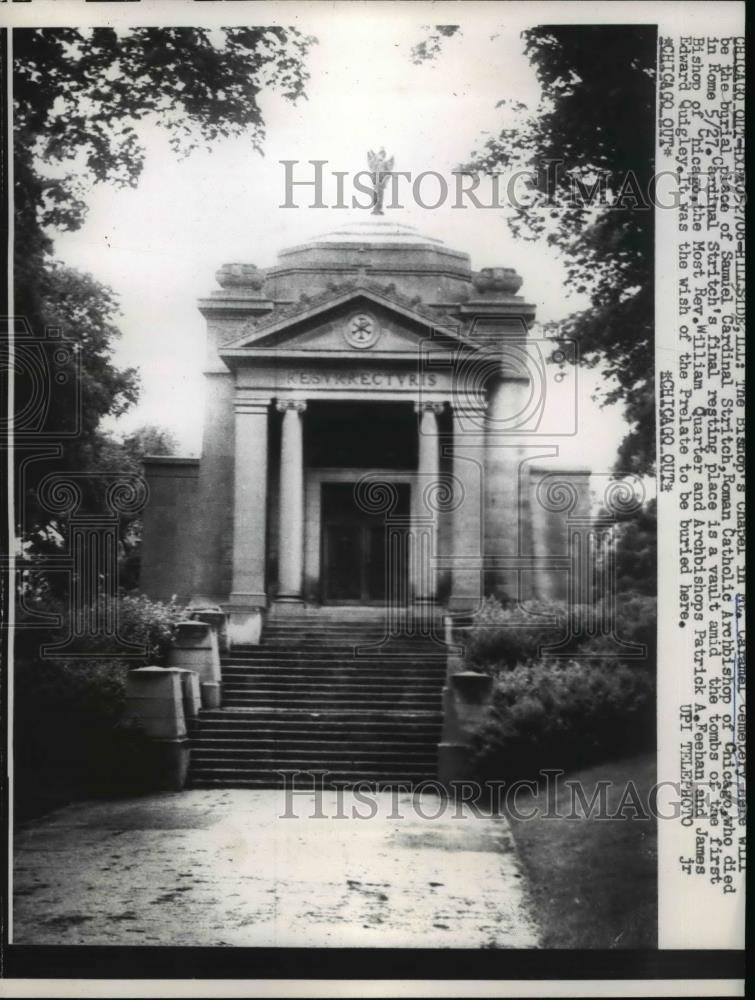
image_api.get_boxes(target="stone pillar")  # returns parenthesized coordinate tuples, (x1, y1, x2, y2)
(276, 399, 307, 604)
(122, 667, 190, 791)
(189, 606, 229, 654)
(448, 402, 487, 613)
(229, 397, 270, 642)
(438, 670, 494, 787)
(413, 402, 443, 603)
(167, 620, 221, 708)
(174, 668, 202, 720)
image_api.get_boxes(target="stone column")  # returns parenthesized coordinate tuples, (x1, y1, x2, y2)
(229, 397, 270, 642)
(448, 401, 487, 613)
(413, 402, 443, 602)
(276, 399, 307, 603)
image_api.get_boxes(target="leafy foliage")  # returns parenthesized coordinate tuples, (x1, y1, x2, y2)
(610, 498, 657, 596)
(465, 589, 656, 782)
(122, 424, 179, 461)
(15, 589, 188, 665)
(411, 25, 460, 65)
(17, 263, 140, 539)
(14, 591, 189, 812)
(467, 594, 657, 671)
(459, 26, 657, 473)
(472, 659, 656, 783)
(14, 26, 315, 261)
(14, 25, 314, 558)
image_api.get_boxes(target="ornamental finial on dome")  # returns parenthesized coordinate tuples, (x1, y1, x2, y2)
(366, 148, 394, 215)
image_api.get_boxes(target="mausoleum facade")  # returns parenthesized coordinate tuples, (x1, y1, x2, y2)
(141, 220, 588, 641)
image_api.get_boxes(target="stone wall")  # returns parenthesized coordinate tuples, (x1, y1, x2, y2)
(527, 465, 593, 603)
(140, 458, 200, 605)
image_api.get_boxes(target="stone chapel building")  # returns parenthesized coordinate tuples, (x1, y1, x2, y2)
(140, 219, 589, 644)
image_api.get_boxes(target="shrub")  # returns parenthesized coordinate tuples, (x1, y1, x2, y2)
(466, 597, 565, 669)
(105, 592, 186, 663)
(465, 593, 657, 671)
(471, 658, 656, 783)
(13, 590, 189, 811)
(16, 590, 187, 667)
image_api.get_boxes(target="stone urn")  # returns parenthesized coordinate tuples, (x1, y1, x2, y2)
(472, 267, 523, 296)
(216, 262, 266, 290)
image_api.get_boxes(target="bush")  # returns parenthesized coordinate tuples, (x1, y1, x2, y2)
(466, 597, 564, 669)
(466, 594, 657, 671)
(471, 658, 656, 783)
(13, 590, 189, 812)
(15, 590, 187, 666)
(106, 592, 186, 663)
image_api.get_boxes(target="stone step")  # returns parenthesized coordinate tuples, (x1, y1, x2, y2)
(193, 738, 439, 752)
(257, 632, 445, 642)
(192, 736, 438, 751)
(223, 686, 441, 712)
(257, 631, 445, 640)
(259, 634, 440, 642)
(192, 725, 442, 740)
(222, 677, 441, 707)
(222, 701, 442, 713)
(222, 655, 446, 667)
(196, 707, 442, 721)
(192, 749, 437, 765)
(220, 667, 445, 681)
(257, 636, 437, 645)
(189, 768, 437, 784)
(221, 678, 443, 692)
(230, 645, 447, 657)
(189, 777, 435, 790)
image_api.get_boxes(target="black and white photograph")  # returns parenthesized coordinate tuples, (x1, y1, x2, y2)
(1, 0, 745, 994)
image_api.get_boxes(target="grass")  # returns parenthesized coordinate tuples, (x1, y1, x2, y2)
(506, 752, 657, 948)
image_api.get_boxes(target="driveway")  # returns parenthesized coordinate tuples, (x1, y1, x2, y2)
(13, 788, 540, 948)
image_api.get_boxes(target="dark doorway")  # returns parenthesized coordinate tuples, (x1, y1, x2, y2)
(321, 482, 410, 604)
(306, 401, 417, 469)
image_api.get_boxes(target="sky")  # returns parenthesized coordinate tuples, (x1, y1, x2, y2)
(49, 15, 628, 474)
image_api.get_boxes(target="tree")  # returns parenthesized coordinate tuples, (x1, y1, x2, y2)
(410, 25, 461, 65)
(14, 26, 314, 313)
(108, 424, 179, 590)
(17, 262, 140, 547)
(418, 25, 656, 474)
(612, 498, 657, 596)
(14, 26, 314, 550)
(122, 425, 179, 462)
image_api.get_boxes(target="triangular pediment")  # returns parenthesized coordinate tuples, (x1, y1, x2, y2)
(220, 287, 474, 361)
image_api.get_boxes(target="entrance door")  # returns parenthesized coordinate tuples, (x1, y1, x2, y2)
(321, 482, 409, 604)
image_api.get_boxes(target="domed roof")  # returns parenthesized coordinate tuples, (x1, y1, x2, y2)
(309, 218, 445, 247)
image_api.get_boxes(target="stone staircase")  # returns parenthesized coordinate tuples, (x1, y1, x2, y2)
(188, 613, 448, 788)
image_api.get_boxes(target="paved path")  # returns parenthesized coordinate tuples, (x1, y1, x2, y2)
(13, 789, 539, 948)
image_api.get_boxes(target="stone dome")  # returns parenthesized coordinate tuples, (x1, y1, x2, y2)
(308, 218, 446, 247)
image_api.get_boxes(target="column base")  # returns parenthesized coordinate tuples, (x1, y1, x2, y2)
(227, 598, 265, 645)
(447, 594, 482, 614)
(272, 597, 305, 616)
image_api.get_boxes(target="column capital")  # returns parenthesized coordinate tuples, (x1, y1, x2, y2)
(414, 401, 445, 416)
(276, 398, 308, 413)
